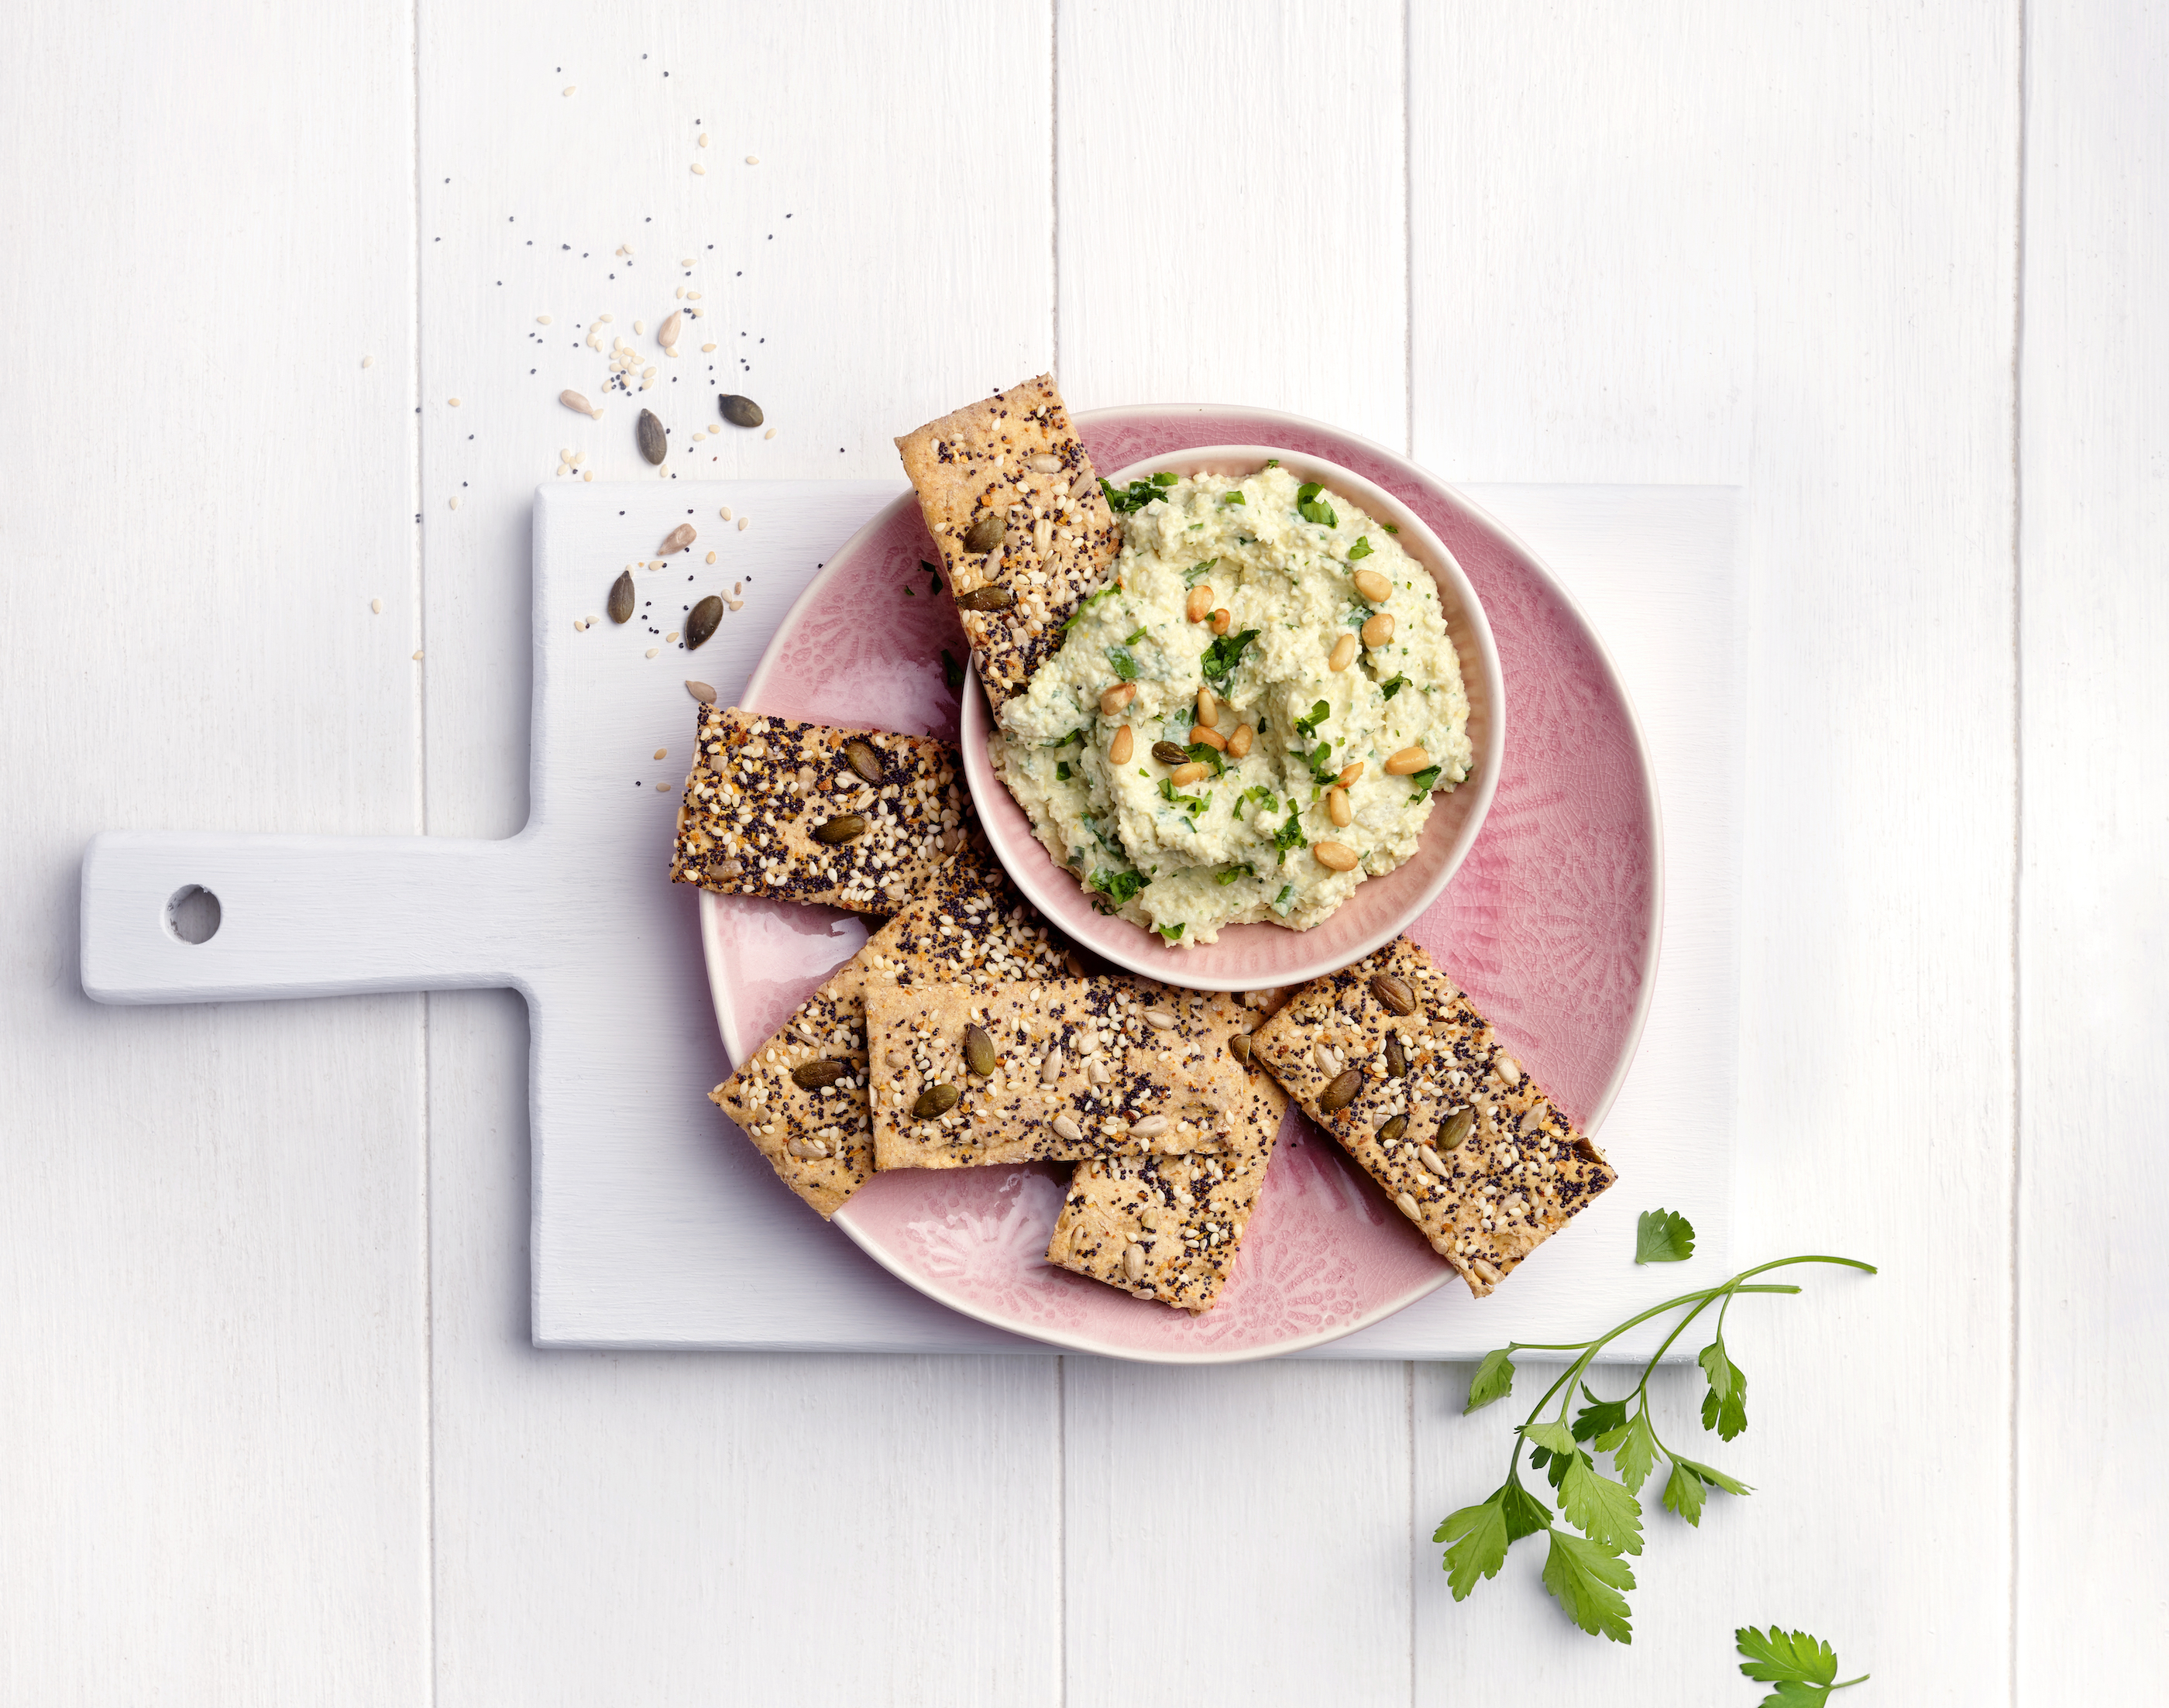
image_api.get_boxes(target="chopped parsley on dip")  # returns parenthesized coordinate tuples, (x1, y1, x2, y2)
(988, 465, 1473, 946)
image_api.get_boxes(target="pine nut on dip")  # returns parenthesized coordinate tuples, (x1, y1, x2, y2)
(988, 464, 1474, 947)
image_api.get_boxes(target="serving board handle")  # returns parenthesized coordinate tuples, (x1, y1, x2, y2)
(80, 830, 539, 1005)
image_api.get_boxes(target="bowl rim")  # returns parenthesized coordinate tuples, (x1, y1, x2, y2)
(956, 442, 1507, 989)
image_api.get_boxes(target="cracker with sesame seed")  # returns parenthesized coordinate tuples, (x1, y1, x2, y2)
(1046, 988, 1288, 1312)
(867, 978, 1247, 1171)
(709, 861, 1075, 1218)
(895, 373, 1122, 710)
(1251, 936, 1617, 1299)
(670, 704, 987, 914)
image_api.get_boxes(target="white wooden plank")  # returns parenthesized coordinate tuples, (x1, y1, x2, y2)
(2016, 3, 2169, 1694)
(0, 2, 430, 1703)
(1064, 1360, 1412, 1705)
(414, 2, 1066, 1698)
(1056, 0, 1408, 440)
(1054, 6, 1412, 1699)
(1411, 4, 2018, 1697)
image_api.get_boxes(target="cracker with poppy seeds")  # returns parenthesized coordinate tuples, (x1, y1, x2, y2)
(1251, 936, 1617, 1299)
(709, 861, 1075, 1218)
(895, 373, 1122, 710)
(867, 978, 1247, 1171)
(670, 704, 987, 914)
(1046, 988, 1288, 1311)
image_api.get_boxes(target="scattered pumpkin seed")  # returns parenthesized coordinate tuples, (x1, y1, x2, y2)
(962, 512, 1005, 554)
(1150, 741, 1191, 766)
(685, 679, 716, 703)
(718, 393, 764, 428)
(1384, 1036, 1408, 1078)
(1370, 972, 1416, 1015)
(813, 813, 868, 844)
(1318, 1067, 1363, 1115)
(955, 585, 1015, 611)
(637, 408, 667, 465)
(913, 1083, 960, 1119)
(843, 739, 882, 782)
(685, 595, 723, 649)
(962, 1025, 998, 1077)
(792, 1060, 847, 1089)
(1441, 1108, 1476, 1150)
(1230, 1032, 1253, 1066)
(1378, 1113, 1408, 1144)
(607, 570, 634, 624)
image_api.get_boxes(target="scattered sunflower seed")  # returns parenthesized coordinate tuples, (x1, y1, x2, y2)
(607, 571, 634, 624)
(685, 595, 723, 649)
(685, 680, 717, 703)
(661, 522, 696, 554)
(637, 408, 667, 465)
(560, 389, 598, 418)
(658, 311, 682, 352)
(718, 393, 764, 428)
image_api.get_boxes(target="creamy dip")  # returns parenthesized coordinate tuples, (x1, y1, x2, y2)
(989, 465, 1473, 946)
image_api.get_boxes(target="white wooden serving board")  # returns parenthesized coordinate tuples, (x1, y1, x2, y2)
(81, 479, 1740, 1356)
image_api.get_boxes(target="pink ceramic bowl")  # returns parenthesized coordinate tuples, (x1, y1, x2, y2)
(958, 445, 1505, 990)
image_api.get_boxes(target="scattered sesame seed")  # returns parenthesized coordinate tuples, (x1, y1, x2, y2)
(697, 134, 709, 147)
(744, 155, 758, 165)
(370, 597, 383, 614)
(447, 397, 461, 407)
(448, 496, 459, 510)
(705, 550, 717, 564)
(360, 354, 375, 369)
(654, 748, 669, 761)
(718, 506, 733, 521)
(536, 314, 552, 325)
(691, 162, 706, 175)
(764, 427, 776, 439)
(633, 319, 645, 335)
(645, 647, 660, 658)
(412, 650, 425, 661)
(737, 516, 750, 531)
(562, 85, 576, 96)
(701, 342, 717, 352)
(583, 470, 593, 481)
(655, 782, 670, 791)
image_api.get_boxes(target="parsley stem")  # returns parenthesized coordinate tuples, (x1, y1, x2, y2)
(1831, 1675, 1871, 1690)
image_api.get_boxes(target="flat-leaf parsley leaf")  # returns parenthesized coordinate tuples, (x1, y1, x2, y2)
(1734, 1626, 1868, 1706)
(1635, 1208, 1697, 1264)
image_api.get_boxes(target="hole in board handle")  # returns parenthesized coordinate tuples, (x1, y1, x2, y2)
(166, 885, 222, 945)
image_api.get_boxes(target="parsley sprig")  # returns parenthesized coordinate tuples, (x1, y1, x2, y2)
(1439, 1235, 1875, 1644)
(1735, 1627, 1868, 1705)
(1100, 472, 1177, 513)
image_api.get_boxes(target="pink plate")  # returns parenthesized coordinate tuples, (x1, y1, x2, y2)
(957, 443, 1506, 988)
(701, 405, 1662, 1363)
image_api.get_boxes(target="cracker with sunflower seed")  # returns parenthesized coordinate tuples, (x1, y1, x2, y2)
(1251, 936, 1617, 1299)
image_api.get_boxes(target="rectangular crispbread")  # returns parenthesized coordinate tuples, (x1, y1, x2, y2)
(707, 863, 1074, 1218)
(1251, 936, 1617, 1299)
(895, 374, 1121, 709)
(867, 978, 1247, 1170)
(1046, 989, 1289, 1312)
(669, 704, 985, 914)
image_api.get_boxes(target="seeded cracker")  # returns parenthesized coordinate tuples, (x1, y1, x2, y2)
(1253, 936, 1617, 1299)
(1046, 988, 1289, 1311)
(895, 374, 1121, 710)
(868, 978, 1246, 1170)
(707, 862, 1074, 1218)
(670, 704, 985, 913)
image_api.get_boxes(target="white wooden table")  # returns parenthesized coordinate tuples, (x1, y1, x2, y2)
(2, 2, 2160, 1701)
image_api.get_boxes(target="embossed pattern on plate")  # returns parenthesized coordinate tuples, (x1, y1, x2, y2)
(703, 406, 1661, 1362)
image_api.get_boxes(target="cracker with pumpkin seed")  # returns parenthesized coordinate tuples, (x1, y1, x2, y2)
(1046, 988, 1289, 1312)
(709, 861, 1075, 1218)
(895, 373, 1122, 710)
(1252, 936, 1617, 1299)
(670, 703, 987, 914)
(867, 978, 1246, 1171)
